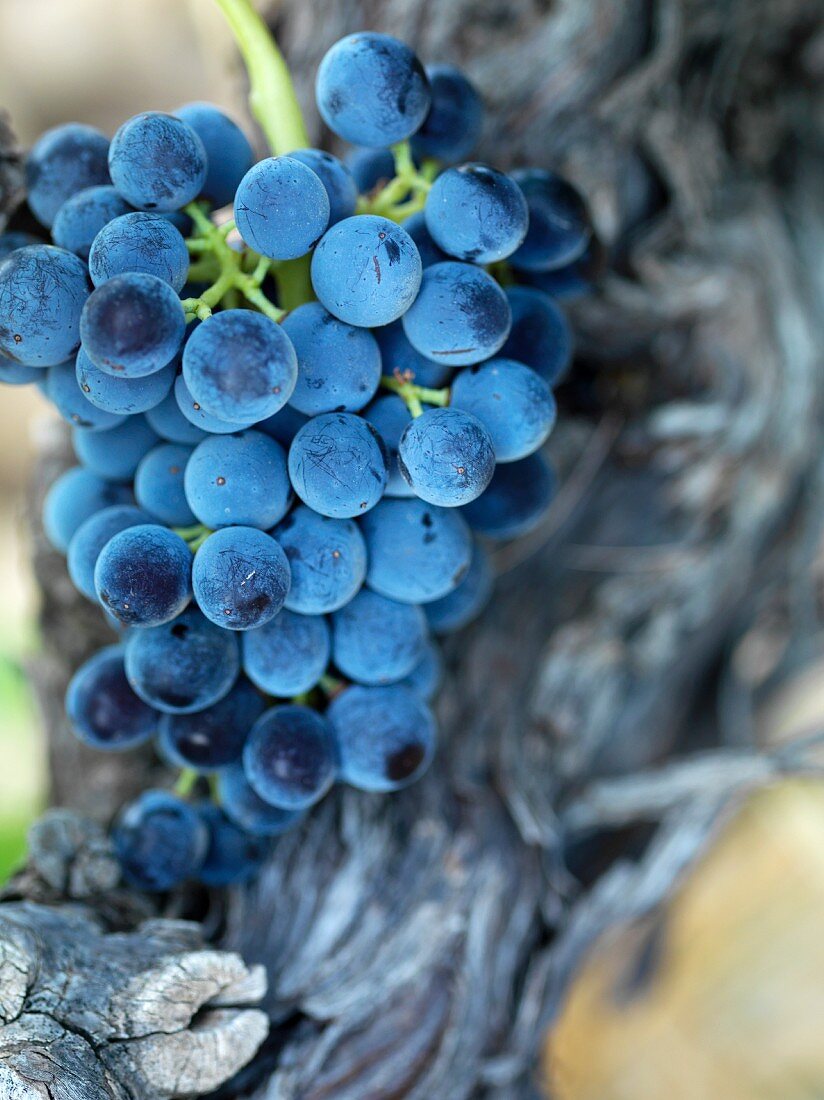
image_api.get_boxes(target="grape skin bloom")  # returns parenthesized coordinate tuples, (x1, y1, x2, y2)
(26, 123, 111, 228)
(288, 411, 388, 519)
(331, 588, 428, 686)
(94, 523, 193, 627)
(0, 245, 90, 367)
(234, 156, 330, 260)
(113, 790, 208, 891)
(398, 406, 496, 507)
(52, 185, 132, 261)
(244, 705, 337, 811)
(76, 346, 176, 416)
(274, 504, 367, 615)
(66, 644, 158, 751)
(88, 212, 190, 291)
(242, 609, 331, 697)
(175, 101, 255, 209)
(108, 112, 207, 212)
(158, 678, 266, 772)
(424, 164, 529, 264)
(192, 527, 291, 631)
(184, 430, 292, 530)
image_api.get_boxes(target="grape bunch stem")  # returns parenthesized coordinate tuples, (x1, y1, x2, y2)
(381, 371, 450, 417)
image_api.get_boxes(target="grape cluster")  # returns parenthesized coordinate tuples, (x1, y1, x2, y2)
(0, 29, 593, 891)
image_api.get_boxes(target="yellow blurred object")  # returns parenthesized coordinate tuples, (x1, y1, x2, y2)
(546, 780, 824, 1100)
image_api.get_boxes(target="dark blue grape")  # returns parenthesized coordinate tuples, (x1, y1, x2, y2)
(520, 240, 602, 301)
(288, 411, 388, 518)
(508, 169, 591, 272)
(425, 164, 528, 263)
(108, 112, 207, 212)
(316, 33, 431, 147)
(289, 149, 358, 226)
(217, 765, 304, 837)
(173, 374, 252, 434)
(175, 102, 254, 208)
(411, 64, 484, 163)
(463, 451, 556, 539)
(372, 320, 452, 390)
(311, 215, 422, 328)
(125, 607, 240, 714)
(0, 354, 41, 385)
(80, 271, 185, 378)
(244, 705, 336, 811)
(134, 442, 196, 526)
(197, 803, 271, 887)
(88, 212, 189, 291)
(398, 406, 495, 507)
(43, 467, 133, 552)
(327, 684, 435, 792)
(242, 609, 330, 697)
(66, 644, 158, 750)
(144, 386, 208, 444)
(67, 504, 151, 600)
(363, 394, 413, 497)
(402, 261, 511, 366)
(398, 640, 443, 701)
(51, 185, 131, 260)
(0, 244, 90, 366)
(282, 302, 381, 415)
(158, 677, 265, 771)
(192, 527, 291, 631)
(501, 286, 572, 386)
(184, 430, 292, 530)
(25, 123, 110, 227)
(450, 357, 556, 461)
(73, 415, 159, 480)
(361, 496, 472, 604)
(113, 790, 208, 891)
(234, 156, 330, 260)
(424, 538, 493, 633)
(345, 147, 396, 193)
(274, 504, 366, 614)
(182, 309, 297, 423)
(401, 210, 448, 269)
(95, 523, 192, 626)
(331, 589, 427, 685)
(256, 403, 308, 448)
(76, 345, 175, 415)
(47, 360, 125, 431)
(0, 231, 40, 258)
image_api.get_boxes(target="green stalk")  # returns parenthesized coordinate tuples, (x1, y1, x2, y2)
(212, 0, 310, 156)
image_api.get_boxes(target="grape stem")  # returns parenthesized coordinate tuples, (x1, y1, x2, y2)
(358, 143, 437, 222)
(173, 523, 214, 553)
(174, 768, 200, 797)
(381, 371, 450, 417)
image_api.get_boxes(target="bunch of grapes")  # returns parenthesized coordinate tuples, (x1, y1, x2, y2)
(0, 24, 593, 892)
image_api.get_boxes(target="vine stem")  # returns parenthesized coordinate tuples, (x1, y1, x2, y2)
(381, 373, 451, 417)
(212, 0, 310, 156)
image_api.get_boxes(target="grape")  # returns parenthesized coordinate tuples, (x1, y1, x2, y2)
(158, 677, 266, 772)
(192, 527, 291, 631)
(234, 156, 330, 260)
(373, 319, 452, 388)
(345, 146, 396, 192)
(316, 33, 431, 147)
(108, 112, 207, 212)
(197, 803, 271, 887)
(282, 302, 381, 415)
(331, 589, 427, 685)
(88, 212, 189, 291)
(402, 261, 511, 367)
(0, 354, 41, 385)
(125, 607, 240, 714)
(401, 210, 448, 269)
(411, 64, 483, 164)
(289, 148, 358, 226)
(0, 231, 40, 258)
(113, 790, 207, 891)
(80, 271, 185, 378)
(397, 406, 495, 507)
(66, 644, 158, 750)
(43, 467, 133, 552)
(425, 164, 528, 264)
(500, 286, 572, 386)
(274, 504, 366, 615)
(398, 640, 443, 701)
(0, 245, 90, 366)
(174, 102, 254, 209)
(327, 684, 435, 792)
(243, 705, 336, 811)
(47, 360, 125, 431)
(76, 345, 175, 415)
(424, 538, 493, 633)
(288, 411, 388, 518)
(67, 504, 151, 600)
(94, 524, 192, 626)
(508, 169, 591, 272)
(74, 415, 159, 480)
(256, 403, 308, 448)
(144, 386, 208, 444)
(134, 442, 197, 525)
(520, 241, 602, 301)
(311, 215, 422, 327)
(25, 122, 110, 227)
(450, 358, 557, 462)
(363, 395, 413, 497)
(242, 609, 330, 697)
(184, 430, 292, 530)
(361, 497, 472, 603)
(51, 185, 131, 260)
(463, 451, 556, 539)
(182, 309, 297, 423)
(217, 765, 304, 837)
(173, 374, 252, 434)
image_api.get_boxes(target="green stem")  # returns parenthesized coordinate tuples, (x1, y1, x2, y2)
(212, 0, 310, 156)
(381, 373, 450, 416)
(174, 769, 200, 797)
(274, 255, 313, 313)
